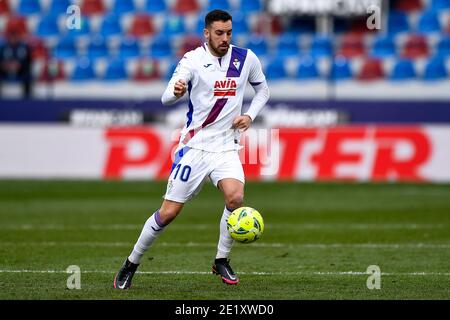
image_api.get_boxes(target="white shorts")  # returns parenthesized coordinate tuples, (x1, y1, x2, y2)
(163, 147, 245, 203)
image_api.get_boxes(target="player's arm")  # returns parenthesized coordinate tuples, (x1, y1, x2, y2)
(161, 55, 193, 106)
(233, 51, 270, 131)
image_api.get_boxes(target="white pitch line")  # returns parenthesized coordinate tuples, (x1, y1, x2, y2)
(0, 241, 449, 249)
(0, 269, 449, 276)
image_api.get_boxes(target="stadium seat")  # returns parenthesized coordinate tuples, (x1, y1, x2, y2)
(230, 12, 249, 35)
(133, 59, 160, 81)
(422, 57, 448, 80)
(392, 0, 423, 12)
(254, 14, 283, 35)
(329, 58, 352, 80)
(417, 11, 442, 34)
(430, 0, 450, 11)
(145, 0, 167, 13)
(53, 36, 78, 59)
(173, 0, 199, 14)
(0, 0, 10, 15)
(150, 35, 172, 58)
(389, 59, 416, 81)
(112, 0, 135, 14)
(436, 36, 450, 58)
(81, 0, 105, 16)
(29, 37, 49, 60)
(36, 15, 60, 38)
(17, 0, 41, 16)
(371, 36, 396, 58)
(71, 57, 96, 81)
(4, 16, 29, 37)
(357, 58, 385, 81)
(265, 58, 287, 80)
(296, 56, 320, 80)
(208, 0, 231, 12)
(38, 59, 66, 82)
(103, 58, 128, 80)
(310, 36, 333, 58)
(387, 11, 410, 34)
(401, 35, 429, 59)
(338, 34, 366, 58)
(177, 35, 203, 57)
(119, 37, 141, 58)
(87, 36, 109, 60)
(100, 14, 123, 37)
(288, 16, 316, 35)
(162, 15, 186, 36)
(48, 0, 72, 16)
(246, 35, 269, 57)
(165, 60, 178, 79)
(65, 16, 91, 38)
(239, 0, 261, 13)
(275, 33, 300, 58)
(129, 14, 155, 38)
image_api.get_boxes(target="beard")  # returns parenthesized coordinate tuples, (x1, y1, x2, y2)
(209, 39, 229, 57)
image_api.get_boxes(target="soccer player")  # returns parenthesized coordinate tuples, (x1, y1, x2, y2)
(114, 9, 270, 289)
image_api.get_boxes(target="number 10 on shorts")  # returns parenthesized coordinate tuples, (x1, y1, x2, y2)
(173, 164, 192, 182)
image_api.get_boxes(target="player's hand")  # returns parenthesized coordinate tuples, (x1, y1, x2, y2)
(173, 79, 187, 98)
(232, 115, 252, 132)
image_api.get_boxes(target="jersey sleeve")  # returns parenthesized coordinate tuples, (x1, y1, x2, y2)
(161, 53, 194, 105)
(247, 49, 266, 86)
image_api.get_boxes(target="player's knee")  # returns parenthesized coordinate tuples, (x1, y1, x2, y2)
(226, 192, 244, 210)
(158, 207, 181, 225)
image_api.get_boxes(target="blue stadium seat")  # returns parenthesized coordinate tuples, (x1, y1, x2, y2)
(17, 0, 41, 15)
(100, 14, 122, 37)
(53, 37, 78, 59)
(310, 36, 332, 58)
(48, 0, 72, 16)
(371, 36, 396, 57)
(296, 56, 320, 80)
(239, 0, 261, 13)
(389, 59, 416, 81)
(119, 37, 141, 58)
(231, 12, 249, 35)
(208, 0, 231, 11)
(430, 0, 450, 11)
(275, 33, 300, 58)
(65, 16, 91, 38)
(112, 0, 135, 14)
(71, 58, 96, 81)
(87, 36, 109, 60)
(162, 15, 186, 36)
(104, 58, 128, 80)
(387, 11, 410, 34)
(422, 57, 448, 80)
(330, 58, 352, 80)
(417, 11, 441, 33)
(265, 58, 287, 80)
(246, 35, 268, 57)
(145, 0, 167, 13)
(436, 36, 450, 58)
(36, 15, 60, 38)
(150, 35, 172, 58)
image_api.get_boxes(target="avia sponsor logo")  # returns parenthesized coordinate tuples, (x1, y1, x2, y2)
(214, 79, 237, 97)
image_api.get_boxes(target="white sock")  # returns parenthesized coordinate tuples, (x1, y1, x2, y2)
(216, 206, 235, 259)
(128, 210, 166, 265)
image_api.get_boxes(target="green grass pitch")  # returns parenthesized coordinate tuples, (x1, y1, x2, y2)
(0, 180, 449, 299)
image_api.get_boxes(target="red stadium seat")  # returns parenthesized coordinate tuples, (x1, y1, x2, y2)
(393, 0, 423, 12)
(357, 58, 385, 81)
(254, 14, 283, 35)
(129, 14, 155, 38)
(0, 0, 10, 15)
(133, 59, 160, 81)
(177, 34, 203, 57)
(4, 16, 29, 37)
(401, 34, 429, 59)
(81, 0, 105, 16)
(38, 59, 66, 82)
(338, 33, 366, 58)
(29, 37, 49, 60)
(173, 0, 200, 14)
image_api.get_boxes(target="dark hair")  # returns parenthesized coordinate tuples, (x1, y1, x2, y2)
(204, 9, 232, 28)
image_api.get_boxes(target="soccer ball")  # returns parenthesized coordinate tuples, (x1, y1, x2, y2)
(227, 207, 264, 243)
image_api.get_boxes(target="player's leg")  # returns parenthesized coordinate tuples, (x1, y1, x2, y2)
(209, 151, 245, 285)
